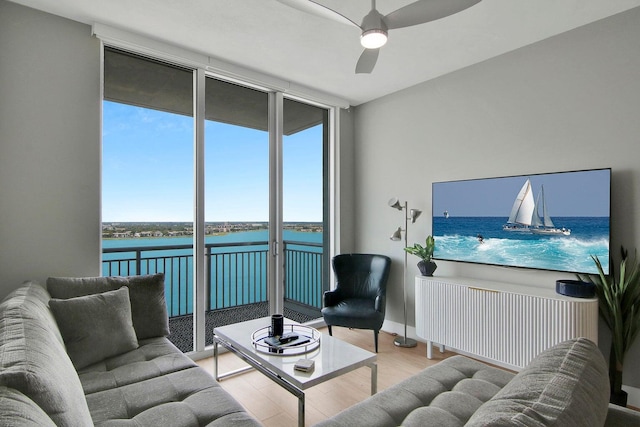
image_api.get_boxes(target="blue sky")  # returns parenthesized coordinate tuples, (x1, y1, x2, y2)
(102, 101, 323, 222)
(432, 169, 611, 218)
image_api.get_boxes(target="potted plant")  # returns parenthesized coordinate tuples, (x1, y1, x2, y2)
(576, 246, 640, 406)
(405, 235, 437, 276)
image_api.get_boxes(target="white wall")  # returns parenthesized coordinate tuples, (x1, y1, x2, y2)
(0, 1, 101, 299)
(353, 6, 640, 397)
(337, 108, 356, 254)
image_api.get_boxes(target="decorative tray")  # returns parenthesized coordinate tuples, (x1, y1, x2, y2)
(252, 324, 321, 356)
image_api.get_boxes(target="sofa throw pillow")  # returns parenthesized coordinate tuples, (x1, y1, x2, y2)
(47, 273, 170, 339)
(124, 273, 170, 339)
(46, 275, 128, 299)
(49, 287, 139, 370)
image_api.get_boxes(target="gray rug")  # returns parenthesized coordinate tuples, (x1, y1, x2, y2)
(168, 302, 319, 352)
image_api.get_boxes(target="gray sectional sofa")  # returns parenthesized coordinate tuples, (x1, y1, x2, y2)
(2, 274, 640, 427)
(315, 337, 640, 427)
(0, 276, 261, 426)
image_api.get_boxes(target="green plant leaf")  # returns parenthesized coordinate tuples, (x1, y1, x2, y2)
(404, 235, 435, 262)
(579, 247, 640, 367)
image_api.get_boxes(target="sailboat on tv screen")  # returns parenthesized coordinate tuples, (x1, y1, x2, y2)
(503, 179, 570, 236)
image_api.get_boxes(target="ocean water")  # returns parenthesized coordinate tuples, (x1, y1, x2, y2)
(433, 216, 609, 274)
(103, 229, 320, 247)
(102, 230, 323, 315)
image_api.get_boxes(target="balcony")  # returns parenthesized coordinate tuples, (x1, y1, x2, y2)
(103, 240, 325, 352)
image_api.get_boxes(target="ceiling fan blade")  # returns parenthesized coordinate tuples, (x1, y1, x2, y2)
(355, 49, 379, 74)
(384, 0, 481, 30)
(276, 0, 360, 28)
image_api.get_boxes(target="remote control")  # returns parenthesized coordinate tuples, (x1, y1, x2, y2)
(278, 332, 298, 344)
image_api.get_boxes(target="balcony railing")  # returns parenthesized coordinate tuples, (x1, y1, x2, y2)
(102, 240, 324, 317)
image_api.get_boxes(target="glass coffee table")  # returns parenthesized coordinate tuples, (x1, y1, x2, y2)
(213, 317, 377, 427)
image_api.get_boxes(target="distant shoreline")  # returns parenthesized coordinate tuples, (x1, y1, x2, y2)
(102, 222, 322, 240)
(103, 232, 229, 240)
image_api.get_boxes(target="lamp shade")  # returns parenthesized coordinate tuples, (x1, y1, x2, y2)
(390, 227, 402, 241)
(388, 197, 403, 210)
(410, 209, 422, 223)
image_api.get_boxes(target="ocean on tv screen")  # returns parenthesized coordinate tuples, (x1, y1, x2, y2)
(433, 216, 609, 274)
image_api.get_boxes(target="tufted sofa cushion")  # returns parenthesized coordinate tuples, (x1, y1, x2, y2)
(314, 355, 515, 427)
(78, 335, 261, 426)
(77, 337, 200, 394)
(86, 362, 259, 426)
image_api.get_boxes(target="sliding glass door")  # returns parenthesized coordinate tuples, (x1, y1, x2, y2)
(203, 78, 271, 345)
(102, 47, 330, 354)
(102, 48, 197, 352)
(282, 99, 328, 320)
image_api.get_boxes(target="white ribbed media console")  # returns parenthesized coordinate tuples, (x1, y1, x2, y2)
(415, 276, 599, 370)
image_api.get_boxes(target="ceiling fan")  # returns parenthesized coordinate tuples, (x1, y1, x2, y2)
(277, 0, 482, 74)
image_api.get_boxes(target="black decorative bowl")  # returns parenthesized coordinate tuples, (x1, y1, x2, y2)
(556, 280, 596, 298)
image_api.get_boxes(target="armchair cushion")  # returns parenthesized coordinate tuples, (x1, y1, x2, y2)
(322, 298, 385, 330)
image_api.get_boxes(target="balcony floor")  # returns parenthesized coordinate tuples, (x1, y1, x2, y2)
(168, 302, 320, 352)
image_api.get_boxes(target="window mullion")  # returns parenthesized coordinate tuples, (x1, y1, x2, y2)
(193, 68, 206, 352)
(268, 92, 284, 315)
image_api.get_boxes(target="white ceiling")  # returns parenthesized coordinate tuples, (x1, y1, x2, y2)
(10, 0, 640, 106)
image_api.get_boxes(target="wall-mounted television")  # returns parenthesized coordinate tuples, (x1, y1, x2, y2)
(432, 168, 611, 275)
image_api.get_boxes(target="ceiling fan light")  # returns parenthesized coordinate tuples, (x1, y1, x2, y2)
(360, 29, 387, 49)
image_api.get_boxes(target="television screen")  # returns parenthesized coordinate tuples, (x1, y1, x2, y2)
(432, 168, 611, 275)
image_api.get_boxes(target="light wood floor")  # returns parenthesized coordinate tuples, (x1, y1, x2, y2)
(196, 326, 456, 427)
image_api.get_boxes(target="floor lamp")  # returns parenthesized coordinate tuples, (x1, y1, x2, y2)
(389, 198, 421, 348)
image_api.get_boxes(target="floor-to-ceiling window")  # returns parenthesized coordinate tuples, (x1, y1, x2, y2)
(203, 78, 270, 347)
(102, 47, 331, 353)
(282, 99, 328, 319)
(102, 48, 198, 351)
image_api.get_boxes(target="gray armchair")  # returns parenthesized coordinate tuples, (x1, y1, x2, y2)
(321, 254, 392, 353)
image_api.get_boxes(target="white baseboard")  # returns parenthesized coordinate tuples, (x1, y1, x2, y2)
(381, 319, 420, 342)
(623, 385, 640, 408)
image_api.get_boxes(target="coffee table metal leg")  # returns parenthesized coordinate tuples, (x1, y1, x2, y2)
(370, 362, 377, 395)
(213, 336, 255, 380)
(213, 339, 219, 380)
(298, 393, 305, 427)
(215, 335, 306, 425)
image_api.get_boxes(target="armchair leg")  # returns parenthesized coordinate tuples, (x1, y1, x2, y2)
(328, 325, 332, 336)
(374, 330, 379, 353)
